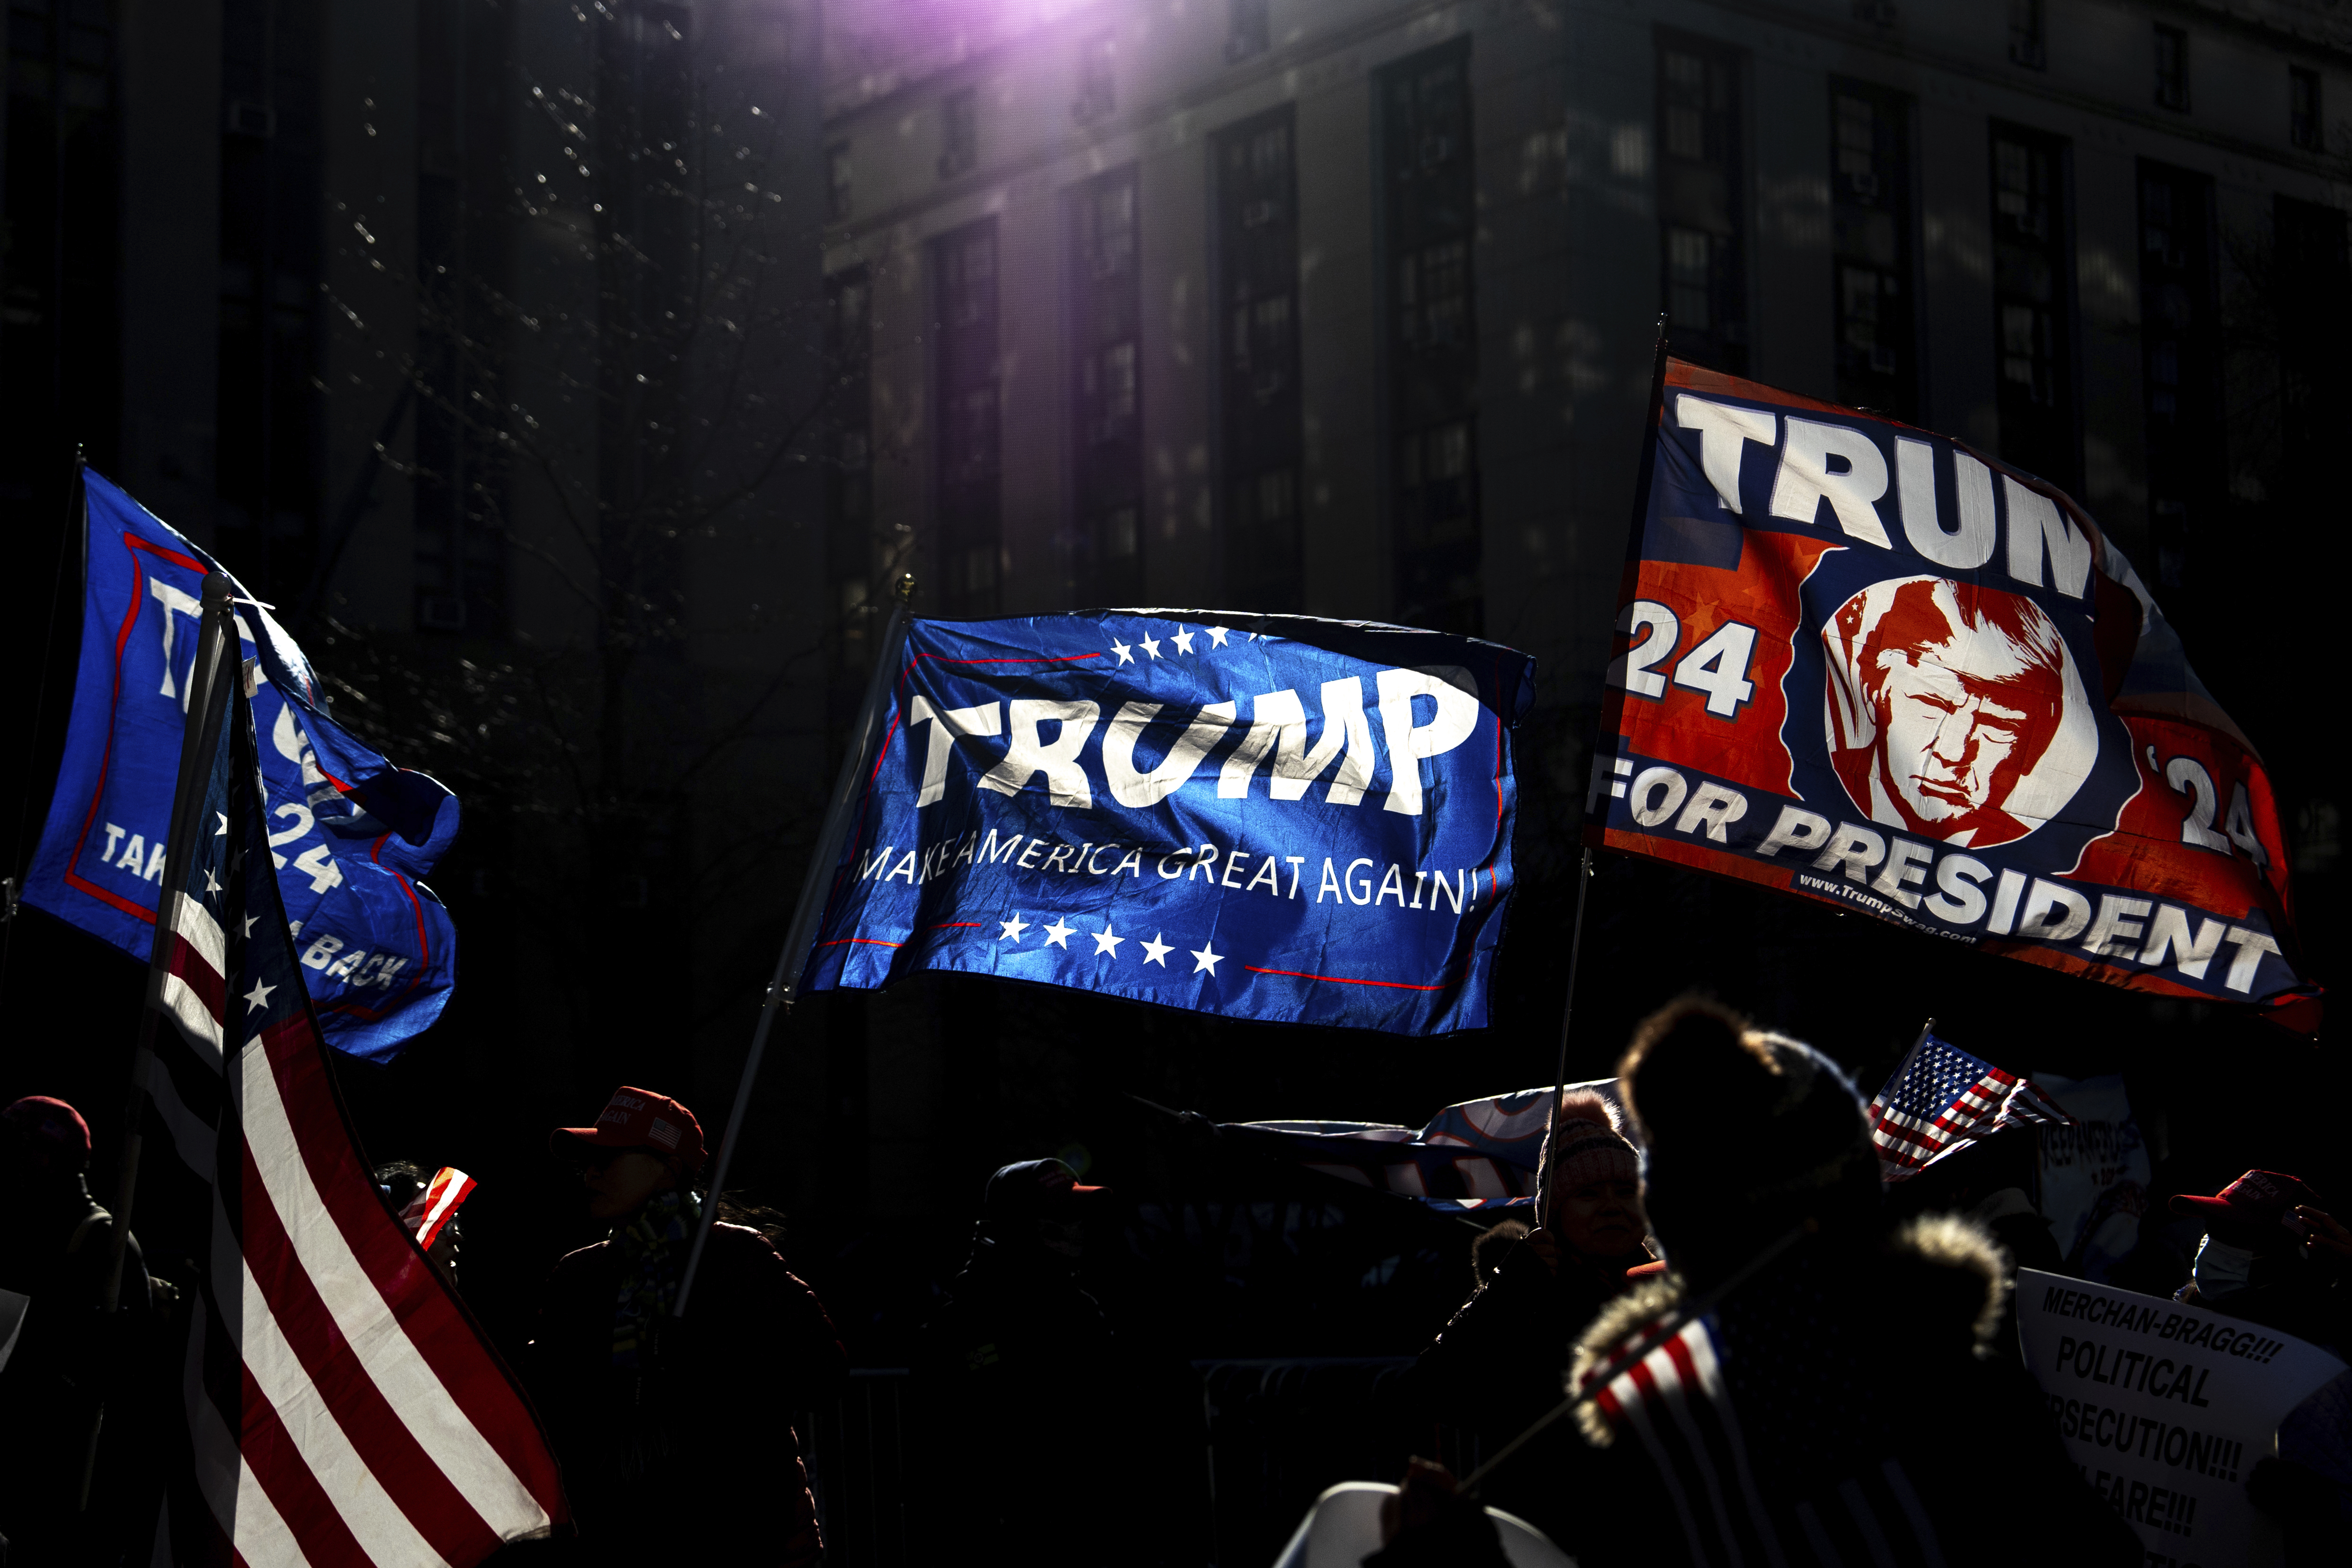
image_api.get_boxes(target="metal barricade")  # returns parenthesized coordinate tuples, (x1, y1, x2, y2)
(799, 1368, 913, 1567)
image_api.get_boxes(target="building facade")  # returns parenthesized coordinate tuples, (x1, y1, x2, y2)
(819, 0, 2352, 730)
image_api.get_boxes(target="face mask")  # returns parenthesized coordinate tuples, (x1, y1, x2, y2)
(2192, 1234, 2255, 1298)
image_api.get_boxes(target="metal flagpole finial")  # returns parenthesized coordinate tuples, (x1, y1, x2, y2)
(897, 571, 916, 608)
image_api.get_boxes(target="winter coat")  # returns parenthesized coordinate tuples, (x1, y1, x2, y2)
(1411, 1239, 1638, 1541)
(919, 1232, 1130, 1555)
(1552, 1215, 2141, 1568)
(526, 1220, 844, 1567)
(0, 1178, 154, 1561)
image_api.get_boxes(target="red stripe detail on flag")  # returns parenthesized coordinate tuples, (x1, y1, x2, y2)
(61, 551, 169, 920)
(237, 1139, 504, 1563)
(1662, 1326, 1703, 1393)
(169, 931, 228, 1017)
(1242, 965, 1448, 991)
(234, 1363, 373, 1566)
(918, 652, 1104, 665)
(252, 1011, 570, 1520)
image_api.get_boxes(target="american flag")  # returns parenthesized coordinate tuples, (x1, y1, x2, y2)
(399, 1167, 478, 1251)
(1866, 1030, 2071, 1183)
(1579, 1255, 1953, 1564)
(139, 643, 564, 1563)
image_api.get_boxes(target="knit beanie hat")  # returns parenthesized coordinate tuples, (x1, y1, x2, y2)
(1539, 1090, 1639, 1194)
(1619, 997, 1876, 1226)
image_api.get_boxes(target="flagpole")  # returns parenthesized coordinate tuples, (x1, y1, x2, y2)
(1538, 315, 1671, 1223)
(673, 577, 915, 1319)
(103, 572, 236, 1311)
(86, 573, 236, 1507)
(1535, 850, 1595, 1225)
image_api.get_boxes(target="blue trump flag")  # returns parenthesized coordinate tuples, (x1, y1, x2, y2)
(24, 471, 460, 1062)
(800, 612, 1534, 1033)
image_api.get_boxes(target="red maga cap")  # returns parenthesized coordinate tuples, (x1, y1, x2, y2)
(552, 1086, 708, 1174)
(2171, 1169, 2324, 1250)
(2, 1096, 92, 1170)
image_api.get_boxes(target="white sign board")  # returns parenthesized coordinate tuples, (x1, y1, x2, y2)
(2035, 1073, 2150, 1279)
(2017, 1268, 2346, 1568)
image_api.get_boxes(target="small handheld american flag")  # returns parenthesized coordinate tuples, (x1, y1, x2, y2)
(399, 1166, 479, 1250)
(1867, 1027, 2071, 1183)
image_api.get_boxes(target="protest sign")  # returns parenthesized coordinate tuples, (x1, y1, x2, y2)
(2036, 1073, 2153, 1280)
(2017, 1268, 2345, 1566)
(802, 611, 1534, 1033)
(1589, 360, 2309, 1014)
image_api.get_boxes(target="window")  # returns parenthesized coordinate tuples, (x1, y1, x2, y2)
(1989, 124, 2078, 494)
(2009, 0, 2045, 70)
(825, 270, 873, 676)
(932, 220, 1001, 614)
(939, 87, 977, 179)
(1382, 40, 1480, 634)
(826, 143, 852, 221)
(1655, 35, 1746, 374)
(1227, 0, 1270, 62)
(1066, 167, 1143, 604)
(1829, 83, 1916, 418)
(1216, 109, 1302, 610)
(2136, 165, 2220, 591)
(2292, 67, 2323, 151)
(1074, 32, 1115, 124)
(2155, 26, 2190, 113)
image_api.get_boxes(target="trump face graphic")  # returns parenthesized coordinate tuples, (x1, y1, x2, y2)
(1823, 576, 2097, 849)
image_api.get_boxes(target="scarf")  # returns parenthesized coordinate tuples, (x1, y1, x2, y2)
(612, 1188, 699, 1368)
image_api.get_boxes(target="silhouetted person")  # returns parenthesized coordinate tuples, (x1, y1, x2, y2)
(1413, 1092, 1650, 1540)
(923, 1158, 1128, 1557)
(525, 1087, 843, 1567)
(2168, 1171, 2352, 1561)
(0, 1096, 153, 1565)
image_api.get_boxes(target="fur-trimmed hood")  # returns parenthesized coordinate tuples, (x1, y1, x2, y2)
(1564, 1214, 2010, 1445)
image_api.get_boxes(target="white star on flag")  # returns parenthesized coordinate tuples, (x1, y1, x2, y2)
(1172, 629, 1195, 655)
(1091, 923, 1125, 956)
(1190, 942, 1223, 976)
(203, 869, 222, 896)
(1110, 638, 1134, 665)
(243, 914, 259, 937)
(1043, 916, 1077, 949)
(243, 980, 276, 1014)
(1141, 635, 1162, 659)
(1206, 626, 1230, 648)
(216, 812, 229, 837)
(999, 913, 1031, 942)
(1140, 933, 1172, 966)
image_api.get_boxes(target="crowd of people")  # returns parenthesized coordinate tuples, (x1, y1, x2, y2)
(1, 993, 2347, 1565)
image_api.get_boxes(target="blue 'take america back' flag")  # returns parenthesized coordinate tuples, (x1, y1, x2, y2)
(25, 472, 459, 1061)
(142, 631, 561, 1563)
(802, 612, 1534, 1034)
(1867, 1031, 2071, 1182)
